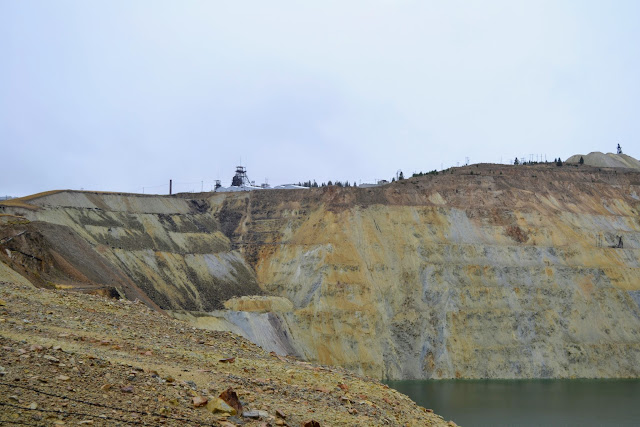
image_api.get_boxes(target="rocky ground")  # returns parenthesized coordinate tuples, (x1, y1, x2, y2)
(0, 278, 453, 426)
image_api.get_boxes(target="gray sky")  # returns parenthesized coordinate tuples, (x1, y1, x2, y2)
(2, 1, 639, 196)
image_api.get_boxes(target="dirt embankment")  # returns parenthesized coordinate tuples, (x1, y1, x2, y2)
(0, 277, 450, 426)
(566, 152, 640, 170)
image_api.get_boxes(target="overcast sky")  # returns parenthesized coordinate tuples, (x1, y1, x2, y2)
(1, 1, 639, 196)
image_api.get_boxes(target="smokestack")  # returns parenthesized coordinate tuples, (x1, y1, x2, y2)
(169, 179, 172, 195)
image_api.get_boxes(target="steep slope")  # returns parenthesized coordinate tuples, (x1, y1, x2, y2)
(0, 275, 449, 426)
(224, 164, 640, 379)
(0, 191, 261, 311)
(2, 163, 640, 380)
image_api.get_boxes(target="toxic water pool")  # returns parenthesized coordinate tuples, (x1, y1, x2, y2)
(385, 379, 640, 426)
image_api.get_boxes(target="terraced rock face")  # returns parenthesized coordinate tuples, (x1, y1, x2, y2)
(0, 192, 262, 311)
(2, 163, 640, 380)
(221, 164, 640, 379)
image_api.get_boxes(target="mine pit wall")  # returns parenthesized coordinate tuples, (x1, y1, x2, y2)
(0, 191, 263, 311)
(217, 165, 640, 379)
(1, 164, 640, 380)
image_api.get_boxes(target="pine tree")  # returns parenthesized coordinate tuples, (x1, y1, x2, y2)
(579, 156, 584, 165)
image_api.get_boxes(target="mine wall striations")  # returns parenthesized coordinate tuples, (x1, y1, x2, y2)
(1, 163, 640, 380)
(212, 165, 640, 380)
(0, 192, 263, 311)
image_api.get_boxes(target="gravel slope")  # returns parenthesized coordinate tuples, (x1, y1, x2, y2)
(0, 275, 452, 426)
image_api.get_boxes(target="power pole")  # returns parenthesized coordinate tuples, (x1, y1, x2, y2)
(169, 180, 172, 195)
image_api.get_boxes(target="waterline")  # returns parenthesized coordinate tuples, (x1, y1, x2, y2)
(385, 379, 640, 426)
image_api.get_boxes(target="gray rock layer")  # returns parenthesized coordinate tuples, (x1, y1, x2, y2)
(2, 164, 640, 379)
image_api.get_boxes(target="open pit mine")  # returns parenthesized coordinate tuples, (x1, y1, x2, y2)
(2, 158, 640, 380)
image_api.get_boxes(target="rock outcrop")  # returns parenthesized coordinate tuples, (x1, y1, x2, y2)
(0, 191, 262, 311)
(2, 162, 640, 380)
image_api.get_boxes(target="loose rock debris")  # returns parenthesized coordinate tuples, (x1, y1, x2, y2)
(0, 279, 452, 426)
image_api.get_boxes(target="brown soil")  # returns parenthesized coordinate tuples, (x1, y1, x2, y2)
(0, 279, 451, 426)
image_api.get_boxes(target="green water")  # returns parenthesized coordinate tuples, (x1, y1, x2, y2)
(385, 379, 640, 426)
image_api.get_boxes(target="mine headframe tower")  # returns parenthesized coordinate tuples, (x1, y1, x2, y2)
(231, 166, 251, 187)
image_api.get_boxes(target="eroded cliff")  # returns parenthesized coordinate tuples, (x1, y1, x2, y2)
(2, 163, 640, 380)
(0, 191, 262, 311)
(225, 164, 640, 379)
